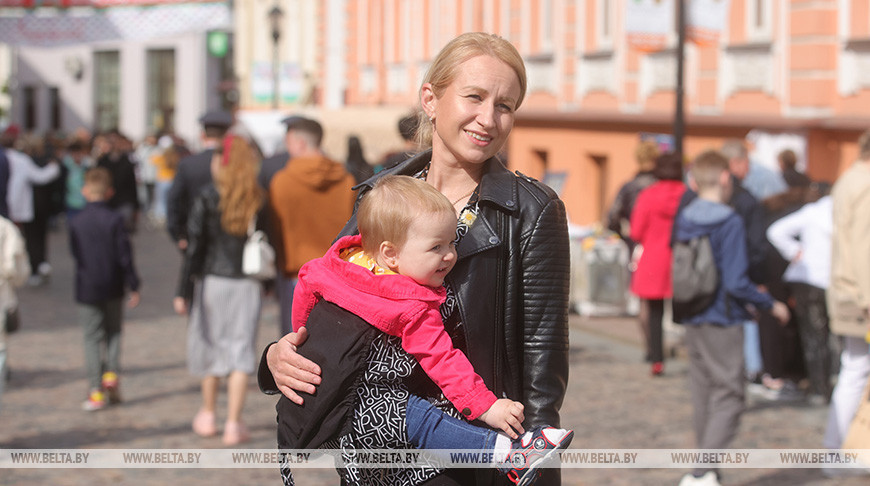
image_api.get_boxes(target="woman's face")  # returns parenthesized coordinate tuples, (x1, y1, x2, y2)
(423, 55, 521, 167)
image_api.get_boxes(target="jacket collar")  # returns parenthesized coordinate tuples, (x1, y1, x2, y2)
(357, 149, 519, 213)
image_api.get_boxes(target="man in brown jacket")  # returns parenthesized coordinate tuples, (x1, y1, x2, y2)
(824, 129, 870, 456)
(269, 117, 356, 335)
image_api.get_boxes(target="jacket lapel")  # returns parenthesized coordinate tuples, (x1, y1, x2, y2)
(455, 159, 518, 261)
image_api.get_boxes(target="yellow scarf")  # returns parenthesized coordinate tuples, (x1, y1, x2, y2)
(340, 247, 396, 276)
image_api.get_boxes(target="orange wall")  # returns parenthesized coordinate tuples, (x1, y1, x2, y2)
(509, 122, 860, 227)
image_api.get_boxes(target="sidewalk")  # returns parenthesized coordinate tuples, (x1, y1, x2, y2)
(0, 223, 866, 485)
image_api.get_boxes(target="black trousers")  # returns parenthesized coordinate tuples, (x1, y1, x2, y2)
(22, 215, 49, 274)
(789, 282, 834, 398)
(646, 299, 665, 363)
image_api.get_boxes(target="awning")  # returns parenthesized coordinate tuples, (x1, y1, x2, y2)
(0, 1, 230, 47)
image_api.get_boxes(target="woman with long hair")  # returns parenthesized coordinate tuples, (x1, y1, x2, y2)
(174, 134, 267, 445)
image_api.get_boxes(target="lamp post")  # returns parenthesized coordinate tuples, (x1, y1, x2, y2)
(268, 3, 284, 109)
(674, 0, 686, 160)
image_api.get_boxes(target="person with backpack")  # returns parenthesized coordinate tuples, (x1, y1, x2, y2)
(673, 150, 789, 486)
(629, 152, 685, 376)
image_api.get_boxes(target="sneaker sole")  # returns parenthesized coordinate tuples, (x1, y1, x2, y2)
(516, 430, 574, 486)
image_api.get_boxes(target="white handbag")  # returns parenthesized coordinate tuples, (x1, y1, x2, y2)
(242, 217, 276, 280)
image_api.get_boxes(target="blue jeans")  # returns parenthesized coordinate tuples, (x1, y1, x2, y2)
(743, 320, 762, 378)
(406, 395, 497, 451)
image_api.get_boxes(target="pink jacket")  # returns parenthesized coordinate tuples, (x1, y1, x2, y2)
(292, 235, 498, 419)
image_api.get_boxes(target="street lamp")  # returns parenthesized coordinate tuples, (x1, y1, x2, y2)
(268, 3, 284, 109)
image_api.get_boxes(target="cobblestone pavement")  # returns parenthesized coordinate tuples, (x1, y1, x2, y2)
(1, 223, 867, 485)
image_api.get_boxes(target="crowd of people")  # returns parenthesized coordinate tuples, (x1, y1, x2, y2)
(607, 132, 870, 485)
(0, 30, 868, 486)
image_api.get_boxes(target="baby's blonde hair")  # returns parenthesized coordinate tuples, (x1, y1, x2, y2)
(357, 175, 456, 255)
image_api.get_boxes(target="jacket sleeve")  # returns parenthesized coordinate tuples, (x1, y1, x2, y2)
(719, 216, 774, 310)
(766, 207, 805, 262)
(629, 189, 651, 244)
(166, 166, 187, 243)
(26, 156, 60, 185)
(176, 193, 207, 301)
(741, 196, 769, 283)
(605, 184, 629, 235)
(290, 270, 318, 333)
(114, 216, 140, 292)
(520, 197, 570, 428)
(400, 306, 498, 420)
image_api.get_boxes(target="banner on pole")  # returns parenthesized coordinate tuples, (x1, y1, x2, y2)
(625, 0, 675, 52)
(0, 2, 230, 46)
(687, 0, 731, 46)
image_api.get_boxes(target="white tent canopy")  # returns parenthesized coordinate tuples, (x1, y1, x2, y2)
(0, 1, 230, 47)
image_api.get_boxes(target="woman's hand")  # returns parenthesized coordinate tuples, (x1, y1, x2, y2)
(173, 296, 187, 315)
(478, 398, 525, 439)
(127, 291, 140, 309)
(771, 301, 791, 326)
(266, 327, 322, 405)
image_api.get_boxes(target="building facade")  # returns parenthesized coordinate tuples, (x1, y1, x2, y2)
(4, 1, 870, 226)
(0, 1, 232, 148)
(323, 0, 870, 226)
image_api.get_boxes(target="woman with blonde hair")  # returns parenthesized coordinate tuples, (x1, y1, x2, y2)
(262, 32, 570, 485)
(175, 134, 268, 445)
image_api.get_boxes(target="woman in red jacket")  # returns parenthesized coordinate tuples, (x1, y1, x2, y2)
(630, 152, 686, 376)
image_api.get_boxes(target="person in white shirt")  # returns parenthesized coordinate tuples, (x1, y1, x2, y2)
(5, 147, 60, 226)
(0, 131, 60, 287)
(767, 190, 834, 403)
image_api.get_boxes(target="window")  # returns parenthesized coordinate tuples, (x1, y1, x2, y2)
(746, 0, 772, 41)
(500, 0, 511, 40)
(23, 86, 36, 131)
(147, 49, 176, 134)
(596, 0, 614, 50)
(539, 0, 553, 51)
(94, 51, 120, 132)
(357, 0, 368, 64)
(49, 87, 60, 131)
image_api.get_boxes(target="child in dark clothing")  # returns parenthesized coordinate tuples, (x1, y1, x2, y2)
(674, 151, 789, 486)
(69, 167, 140, 411)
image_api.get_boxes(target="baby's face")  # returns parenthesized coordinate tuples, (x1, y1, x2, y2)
(392, 211, 457, 287)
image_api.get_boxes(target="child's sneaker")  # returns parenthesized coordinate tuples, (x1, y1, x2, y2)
(82, 390, 107, 412)
(101, 372, 122, 404)
(500, 426, 574, 486)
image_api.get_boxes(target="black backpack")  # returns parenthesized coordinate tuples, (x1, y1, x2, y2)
(671, 234, 719, 322)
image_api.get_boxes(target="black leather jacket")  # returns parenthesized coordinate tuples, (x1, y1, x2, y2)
(176, 185, 268, 300)
(342, 150, 570, 428)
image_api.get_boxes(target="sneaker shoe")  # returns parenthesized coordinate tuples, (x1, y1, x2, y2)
(651, 362, 664, 376)
(678, 471, 721, 486)
(500, 426, 574, 486)
(82, 390, 107, 412)
(192, 409, 218, 437)
(222, 420, 250, 446)
(101, 372, 122, 404)
(761, 380, 805, 402)
(37, 262, 52, 277)
(26, 275, 43, 287)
